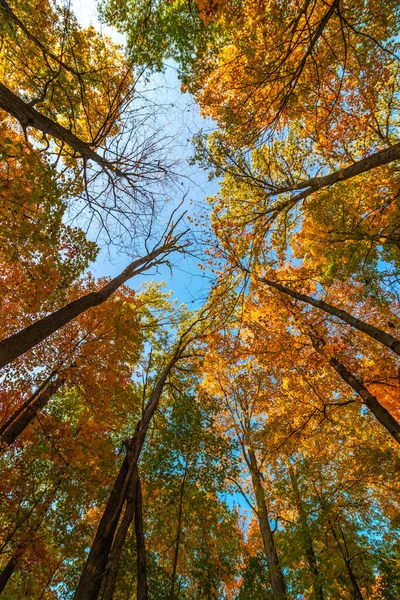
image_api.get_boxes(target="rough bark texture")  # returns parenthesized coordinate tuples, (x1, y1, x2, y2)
(0, 244, 176, 370)
(0, 555, 17, 593)
(74, 349, 183, 600)
(257, 274, 400, 356)
(246, 444, 287, 599)
(268, 142, 400, 216)
(0, 82, 125, 177)
(100, 469, 138, 600)
(0, 377, 65, 448)
(329, 356, 400, 443)
(134, 468, 148, 600)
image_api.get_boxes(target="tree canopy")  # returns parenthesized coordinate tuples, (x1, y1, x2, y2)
(0, 0, 399, 599)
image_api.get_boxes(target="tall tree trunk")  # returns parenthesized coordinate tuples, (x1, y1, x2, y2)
(100, 468, 138, 600)
(0, 376, 65, 448)
(265, 142, 400, 216)
(328, 356, 400, 443)
(245, 443, 287, 599)
(288, 464, 324, 600)
(0, 240, 180, 370)
(134, 467, 148, 600)
(254, 273, 400, 356)
(0, 555, 18, 594)
(306, 331, 400, 443)
(170, 463, 188, 600)
(74, 348, 183, 600)
(0, 82, 126, 177)
(326, 520, 364, 600)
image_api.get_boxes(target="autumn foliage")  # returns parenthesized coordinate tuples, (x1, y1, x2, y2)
(0, 0, 399, 599)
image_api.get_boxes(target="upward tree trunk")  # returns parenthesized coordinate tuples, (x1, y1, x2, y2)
(74, 348, 183, 600)
(0, 82, 126, 178)
(325, 517, 364, 600)
(265, 142, 400, 216)
(0, 376, 65, 448)
(288, 464, 324, 600)
(134, 468, 148, 600)
(254, 273, 400, 356)
(328, 356, 400, 444)
(306, 330, 400, 443)
(100, 465, 148, 600)
(100, 468, 138, 600)
(0, 241, 179, 370)
(245, 443, 287, 599)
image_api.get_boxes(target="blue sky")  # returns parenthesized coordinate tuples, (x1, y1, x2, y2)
(71, 0, 219, 308)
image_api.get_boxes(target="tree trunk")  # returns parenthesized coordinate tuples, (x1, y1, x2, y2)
(245, 444, 287, 599)
(100, 468, 138, 600)
(255, 274, 400, 356)
(328, 356, 400, 443)
(0, 376, 65, 448)
(74, 348, 183, 600)
(134, 467, 148, 600)
(0, 82, 126, 178)
(288, 464, 324, 600)
(0, 241, 178, 370)
(327, 521, 364, 600)
(0, 555, 17, 594)
(266, 142, 400, 216)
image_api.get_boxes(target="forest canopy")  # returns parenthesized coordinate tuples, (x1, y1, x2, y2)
(0, 0, 399, 599)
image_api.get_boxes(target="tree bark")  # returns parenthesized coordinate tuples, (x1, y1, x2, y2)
(328, 356, 400, 443)
(0, 376, 65, 448)
(74, 347, 183, 600)
(255, 274, 400, 356)
(288, 464, 324, 600)
(0, 82, 126, 178)
(100, 468, 138, 600)
(0, 241, 179, 370)
(134, 467, 148, 600)
(0, 555, 17, 594)
(266, 142, 400, 216)
(245, 443, 287, 599)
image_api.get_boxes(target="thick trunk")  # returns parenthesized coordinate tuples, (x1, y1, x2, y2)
(267, 142, 400, 216)
(74, 350, 182, 600)
(256, 274, 400, 356)
(288, 465, 324, 600)
(100, 468, 138, 600)
(0, 243, 175, 370)
(0, 376, 65, 448)
(134, 468, 148, 600)
(0, 82, 125, 177)
(246, 445, 287, 599)
(170, 465, 187, 600)
(0, 370, 56, 436)
(0, 555, 17, 593)
(328, 356, 400, 443)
